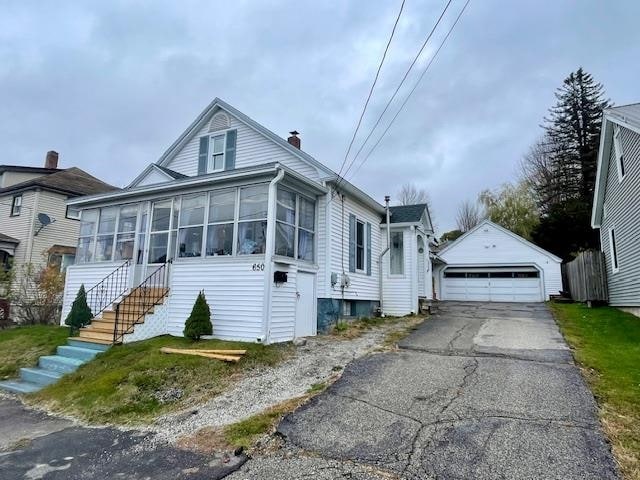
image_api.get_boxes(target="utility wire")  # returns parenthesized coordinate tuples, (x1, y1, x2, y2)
(335, 0, 406, 182)
(347, 0, 471, 181)
(336, 0, 454, 186)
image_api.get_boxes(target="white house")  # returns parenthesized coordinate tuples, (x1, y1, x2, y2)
(433, 220, 563, 302)
(60, 98, 435, 345)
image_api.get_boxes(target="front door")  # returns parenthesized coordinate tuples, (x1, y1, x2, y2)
(295, 272, 316, 337)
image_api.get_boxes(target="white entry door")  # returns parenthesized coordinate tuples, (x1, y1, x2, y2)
(295, 272, 316, 337)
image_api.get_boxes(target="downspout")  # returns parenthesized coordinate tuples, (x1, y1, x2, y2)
(378, 196, 391, 316)
(262, 168, 285, 343)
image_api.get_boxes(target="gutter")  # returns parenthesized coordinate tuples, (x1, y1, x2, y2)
(378, 196, 391, 316)
(262, 168, 285, 343)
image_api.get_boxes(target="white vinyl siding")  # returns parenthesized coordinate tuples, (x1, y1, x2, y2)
(382, 228, 415, 315)
(165, 111, 321, 181)
(599, 124, 640, 305)
(328, 194, 381, 301)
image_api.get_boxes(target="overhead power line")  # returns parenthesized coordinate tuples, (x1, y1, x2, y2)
(337, 0, 454, 186)
(335, 0, 406, 183)
(347, 0, 472, 181)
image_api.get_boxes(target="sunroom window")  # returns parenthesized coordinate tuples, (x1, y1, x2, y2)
(149, 199, 177, 264)
(114, 205, 137, 261)
(77, 209, 98, 263)
(206, 188, 235, 256)
(177, 194, 205, 258)
(237, 184, 268, 255)
(274, 187, 315, 261)
(95, 207, 117, 262)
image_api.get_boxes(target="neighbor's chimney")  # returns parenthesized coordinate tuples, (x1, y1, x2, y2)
(45, 151, 59, 169)
(287, 131, 301, 149)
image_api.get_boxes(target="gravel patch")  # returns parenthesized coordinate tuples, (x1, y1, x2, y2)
(152, 322, 409, 444)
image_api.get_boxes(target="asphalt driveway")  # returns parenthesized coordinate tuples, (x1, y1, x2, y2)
(231, 302, 619, 479)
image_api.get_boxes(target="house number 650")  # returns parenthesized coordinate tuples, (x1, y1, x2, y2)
(252, 263, 265, 271)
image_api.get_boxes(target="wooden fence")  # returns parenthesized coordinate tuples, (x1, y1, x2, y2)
(563, 250, 608, 303)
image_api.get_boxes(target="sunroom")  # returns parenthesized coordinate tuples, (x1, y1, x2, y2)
(60, 163, 326, 344)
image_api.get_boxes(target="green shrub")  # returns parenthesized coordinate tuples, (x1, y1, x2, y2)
(65, 284, 93, 334)
(183, 291, 212, 340)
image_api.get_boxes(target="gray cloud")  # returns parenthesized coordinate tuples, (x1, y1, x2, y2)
(1, 0, 638, 232)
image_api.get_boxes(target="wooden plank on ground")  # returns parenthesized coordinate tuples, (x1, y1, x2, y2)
(189, 349, 246, 355)
(160, 347, 241, 362)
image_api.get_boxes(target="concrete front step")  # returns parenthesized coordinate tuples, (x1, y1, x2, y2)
(20, 367, 64, 387)
(0, 380, 42, 394)
(39, 355, 84, 374)
(57, 345, 101, 362)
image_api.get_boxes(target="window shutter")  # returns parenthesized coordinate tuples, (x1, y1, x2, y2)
(225, 130, 237, 170)
(198, 137, 208, 175)
(348, 214, 356, 273)
(366, 222, 372, 276)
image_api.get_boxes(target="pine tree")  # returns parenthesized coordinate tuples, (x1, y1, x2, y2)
(65, 284, 93, 333)
(183, 291, 212, 340)
(543, 67, 611, 206)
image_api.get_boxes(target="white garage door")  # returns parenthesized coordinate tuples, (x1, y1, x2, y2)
(442, 267, 543, 302)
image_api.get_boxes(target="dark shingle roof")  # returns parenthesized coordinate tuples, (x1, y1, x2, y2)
(381, 204, 429, 224)
(0, 167, 118, 197)
(0, 233, 19, 244)
(156, 165, 188, 179)
(0, 165, 61, 175)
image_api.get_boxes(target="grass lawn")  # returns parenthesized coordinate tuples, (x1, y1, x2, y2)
(331, 314, 424, 344)
(0, 325, 70, 380)
(550, 302, 640, 479)
(31, 335, 292, 425)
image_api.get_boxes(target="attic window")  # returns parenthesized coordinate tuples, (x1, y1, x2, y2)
(613, 125, 625, 182)
(209, 112, 230, 132)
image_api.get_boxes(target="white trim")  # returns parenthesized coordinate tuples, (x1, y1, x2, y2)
(608, 227, 619, 274)
(612, 125, 626, 183)
(438, 219, 563, 263)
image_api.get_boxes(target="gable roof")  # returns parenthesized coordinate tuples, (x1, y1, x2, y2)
(0, 165, 61, 176)
(591, 103, 640, 227)
(128, 163, 188, 188)
(0, 167, 118, 197)
(438, 219, 562, 263)
(156, 97, 335, 180)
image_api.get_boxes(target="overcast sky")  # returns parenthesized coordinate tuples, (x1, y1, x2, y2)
(1, 0, 639, 232)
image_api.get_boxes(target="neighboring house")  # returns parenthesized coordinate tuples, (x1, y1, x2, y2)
(591, 103, 640, 315)
(433, 220, 563, 302)
(60, 98, 436, 345)
(0, 152, 117, 319)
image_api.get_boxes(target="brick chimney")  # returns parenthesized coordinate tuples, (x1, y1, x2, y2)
(287, 131, 301, 149)
(45, 151, 59, 169)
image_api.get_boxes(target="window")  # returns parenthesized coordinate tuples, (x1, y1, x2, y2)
(206, 188, 235, 256)
(136, 205, 148, 264)
(237, 184, 268, 255)
(77, 209, 98, 263)
(444, 271, 466, 278)
(609, 228, 619, 273)
(94, 207, 117, 261)
(274, 188, 316, 261)
(149, 199, 177, 264)
(390, 231, 404, 275)
(613, 125, 626, 181)
(66, 205, 81, 220)
(114, 205, 137, 261)
(177, 194, 205, 258)
(208, 134, 225, 173)
(356, 220, 365, 271)
(10, 195, 21, 216)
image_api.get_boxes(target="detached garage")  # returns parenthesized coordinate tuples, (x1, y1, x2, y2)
(434, 221, 563, 302)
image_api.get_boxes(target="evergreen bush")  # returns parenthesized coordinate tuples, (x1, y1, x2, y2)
(65, 284, 93, 333)
(183, 290, 212, 340)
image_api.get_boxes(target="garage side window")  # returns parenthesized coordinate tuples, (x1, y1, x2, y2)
(390, 231, 404, 275)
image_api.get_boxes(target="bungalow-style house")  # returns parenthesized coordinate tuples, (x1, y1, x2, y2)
(60, 98, 436, 345)
(0, 153, 117, 321)
(433, 220, 563, 302)
(591, 103, 640, 315)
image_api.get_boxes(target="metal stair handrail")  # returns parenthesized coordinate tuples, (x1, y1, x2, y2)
(83, 260, 131, 319)
(113, 260, 172, 344)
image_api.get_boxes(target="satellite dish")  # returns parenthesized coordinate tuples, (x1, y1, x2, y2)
(38, 213, 52, 226)
(35, 213, 56, 236)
